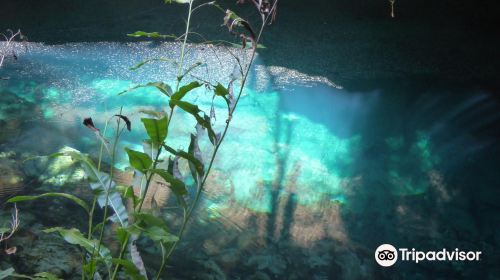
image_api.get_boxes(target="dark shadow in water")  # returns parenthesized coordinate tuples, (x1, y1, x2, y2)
(264, 89, 297, 244)
(148, 73, 500, 279)
(338, 85, 500, 279)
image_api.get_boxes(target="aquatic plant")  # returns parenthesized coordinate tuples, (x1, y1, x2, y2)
(0, 204, 19, 245)
(0, 29, 26, 69)
(6, 0, 278, 279)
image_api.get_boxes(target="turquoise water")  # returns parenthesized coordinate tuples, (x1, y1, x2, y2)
(1, 42, 499, 279)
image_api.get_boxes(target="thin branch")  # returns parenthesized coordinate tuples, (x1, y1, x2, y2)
(0, 29, 23, 68)
(0, 204, 20, 243)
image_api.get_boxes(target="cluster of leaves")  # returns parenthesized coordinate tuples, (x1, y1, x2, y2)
(4, 0, 277, 279)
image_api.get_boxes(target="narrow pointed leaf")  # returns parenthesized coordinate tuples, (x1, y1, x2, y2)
(169, 81, 202, 108)
(125, 148, 153, 172)
(131, 213, 179, 243)
(165, 0, 190, 4)
(63, 150, 129, 226)
(178, 62, 203, 82)
(0, 268, 14, 280)
(214, 83, 229, 96)
(164, 145, 204, 179)
(150, 169, 187, 196)
(127, 31, 176, 40)
(167, 156, 182, 180)
(116, 227, 128, 247)
(142, 140, 159, 163)
(138, 109, 166, 119)
(188, 133, 204, 183)
(169, 99, 201, 114)
(34, 272, 63, 280)
(111, 259, 147, 280)
(168, 100, 218, 145)
(118, 82, 173, 97)
(90, 172, 129, 226)
(130, 58, 172, 71)
(115, 114, 132, 131)
(167, 156, 186, 209)
(7, 193, 89, 213)
(44, 227, 112, 268)
(141, 117, 168, 146)
(203, 114, 218, 145)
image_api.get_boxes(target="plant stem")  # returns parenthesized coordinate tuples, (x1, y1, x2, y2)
(88, 118, 108, 240)
(177, 0, 194, 83)
(94, 111, 124, 279)
(113, 1, 208, 277)
(154, 17, 269, 279)
(110, 233, 130, 280)
(84, 118, 111, 279)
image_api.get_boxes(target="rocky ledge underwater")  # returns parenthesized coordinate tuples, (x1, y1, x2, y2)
(1, 138, 499, 279)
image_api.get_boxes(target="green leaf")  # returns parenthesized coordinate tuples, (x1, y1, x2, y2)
(150, 169, 187, 196)
(83, 261, 97, 278)
(127, 31, 176, 39)
(90, 172, 129, 226)
(117, 185, 139, 207)
(169, 81, 202, 108)
(188, 134, 204, 183)
(230, 42, 266, 49)
(214, 83, 231, 109)
(131, 213, 179, 243)
(125, 148, 153, 172)
(142, 139, 159, 162)
(141, 116, 168, 146)
(169, 100, 218, 146)
(178, 62, 203, 82)
(138, 109, 166, 119)
(111, 259, 146, 280)
(130, 58, 172, 70)
(33, 272, 62, 280)
(202, 114, 219, 146)
(164, 145, 204, 179)
(43, 227, 112, 268)
(22, 152, 65, 163)
(115, 227, 128, 247)
(35, 149, 130, 227)
(0, 268, 14, 280)
(114, 114, 132, 131)
(214, 83, 229, 96)
(169, 99, 201, 115)
(118, 82, 173, 96)
(223, 9, 256, 42)
(64, 150, 129, 226)
(164, 0, 190, 4)
(7, 193, 89, 214)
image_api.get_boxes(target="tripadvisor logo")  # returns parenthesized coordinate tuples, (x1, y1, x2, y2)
(375, 244, 482, 267)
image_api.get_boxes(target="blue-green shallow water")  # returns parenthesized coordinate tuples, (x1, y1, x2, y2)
(0, 42, 499, 279)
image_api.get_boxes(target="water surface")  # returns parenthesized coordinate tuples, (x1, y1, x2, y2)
(0, 42, 499, 279)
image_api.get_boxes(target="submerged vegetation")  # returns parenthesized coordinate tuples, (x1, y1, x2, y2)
(0, 29, 26, 80)
(2, 0, 278, 279)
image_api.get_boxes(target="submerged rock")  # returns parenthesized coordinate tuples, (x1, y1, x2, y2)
(0, 151, 24, 200)
(246, 250, 287, 276)
(8, 224, 81, 279)
(22, 146, 86, 187)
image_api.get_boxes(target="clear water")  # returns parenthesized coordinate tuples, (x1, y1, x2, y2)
(1, 42, 499, 279)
